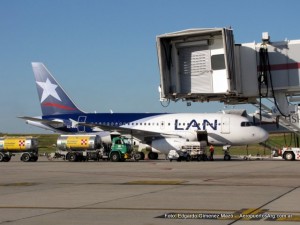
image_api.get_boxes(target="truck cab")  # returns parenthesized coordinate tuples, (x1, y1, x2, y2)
(109, 136, 137, 162)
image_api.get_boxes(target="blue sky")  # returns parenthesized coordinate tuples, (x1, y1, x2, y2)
(1, 0, 300, 133)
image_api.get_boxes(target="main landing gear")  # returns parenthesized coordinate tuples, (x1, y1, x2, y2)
(223, 145, 231, 161)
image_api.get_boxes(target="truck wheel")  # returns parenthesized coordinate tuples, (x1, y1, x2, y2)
(148, 152, 158, 160)
(30, 156, 38, 162)
(110, 152, 120, 162)
(21, 153, 31, 162)
(3, 156, 11, 162)
(134, 152, 144, 161)
(68, 153, 77, 162)
(0, 153, 4, 162)
(186, 155, 191, 162)
(140, 152, 145, 160)
(284, 152, 295, 161)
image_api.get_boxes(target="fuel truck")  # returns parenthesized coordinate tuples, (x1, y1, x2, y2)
(47, 134, 103, 162)
(0, 137, 39, 162)
(48, 134, 140, 162)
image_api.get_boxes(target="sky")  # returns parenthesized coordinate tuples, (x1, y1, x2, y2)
(1, 0, 300, 133)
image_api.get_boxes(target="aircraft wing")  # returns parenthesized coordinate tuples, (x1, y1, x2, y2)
(78, 122, 180, 140)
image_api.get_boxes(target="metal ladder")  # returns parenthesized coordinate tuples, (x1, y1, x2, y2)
(253, 98, 300, 134)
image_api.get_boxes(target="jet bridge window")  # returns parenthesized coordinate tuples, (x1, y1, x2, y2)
(211, 54, 225, 70)
(241, 122, 253, 127)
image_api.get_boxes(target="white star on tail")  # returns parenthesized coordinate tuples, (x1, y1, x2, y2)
(36, 78, 62, 103)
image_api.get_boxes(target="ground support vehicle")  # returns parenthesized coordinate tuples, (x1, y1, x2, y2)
(47, 134, 102, 162)
(0, 137, 39, 162)
(280, 147, 300, 161)
(108, 136, 142, 162)
(168, 141, 207, 162)
(47, 135, 141, 162)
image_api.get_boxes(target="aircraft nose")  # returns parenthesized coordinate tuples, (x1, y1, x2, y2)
(256, 127, 269, 142)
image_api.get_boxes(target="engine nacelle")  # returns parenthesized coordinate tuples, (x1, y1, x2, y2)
(151, 138, 187, 154)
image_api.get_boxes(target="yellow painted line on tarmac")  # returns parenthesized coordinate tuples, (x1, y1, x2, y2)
(239, 208, 268, 220)
(273, 215, 300, 222)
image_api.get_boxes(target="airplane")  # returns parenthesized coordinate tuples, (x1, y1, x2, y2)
(19, 62, 269, 160)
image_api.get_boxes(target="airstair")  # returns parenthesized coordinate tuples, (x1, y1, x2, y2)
(252, 98, 300, 134)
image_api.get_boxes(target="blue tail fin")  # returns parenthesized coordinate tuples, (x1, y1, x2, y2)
(32, 62, 83, 116)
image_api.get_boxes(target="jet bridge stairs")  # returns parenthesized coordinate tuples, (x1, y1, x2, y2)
(253, 98, 300, 151)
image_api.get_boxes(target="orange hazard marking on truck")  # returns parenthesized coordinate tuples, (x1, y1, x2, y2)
(81, 139, 88, 145)
(19, 140, 25, 147)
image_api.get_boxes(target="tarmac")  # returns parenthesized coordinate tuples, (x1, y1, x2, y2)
(0, 156, 300, 225)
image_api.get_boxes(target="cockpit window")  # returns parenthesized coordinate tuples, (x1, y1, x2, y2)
(241, 121, 253, 127)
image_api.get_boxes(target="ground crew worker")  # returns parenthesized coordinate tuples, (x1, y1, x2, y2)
(209, 145, 214, 161)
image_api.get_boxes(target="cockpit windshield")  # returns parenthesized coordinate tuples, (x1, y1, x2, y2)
(241, 121, 253, 127)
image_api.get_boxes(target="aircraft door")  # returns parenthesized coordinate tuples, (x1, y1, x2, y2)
(221, 117, 230, 134)
(197, 131, 208, 143)
(77, 116, 87, 132)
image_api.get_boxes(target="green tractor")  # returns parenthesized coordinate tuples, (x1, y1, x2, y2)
(109, 136, 142, 162)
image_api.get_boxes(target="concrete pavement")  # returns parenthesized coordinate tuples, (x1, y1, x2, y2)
(0, 157, 299, 225)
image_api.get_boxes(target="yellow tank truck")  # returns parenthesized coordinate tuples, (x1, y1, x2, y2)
(48, 134, 102, 162)
(0, 137, 39, 162)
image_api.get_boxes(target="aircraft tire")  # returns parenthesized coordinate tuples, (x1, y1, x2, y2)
(224, 154, 231, 161)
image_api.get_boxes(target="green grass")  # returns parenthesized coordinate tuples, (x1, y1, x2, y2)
(1, 133, 298, 156)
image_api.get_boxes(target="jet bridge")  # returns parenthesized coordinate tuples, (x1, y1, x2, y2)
(156, 28, 300, 135)
(157, 28, 236, 102)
